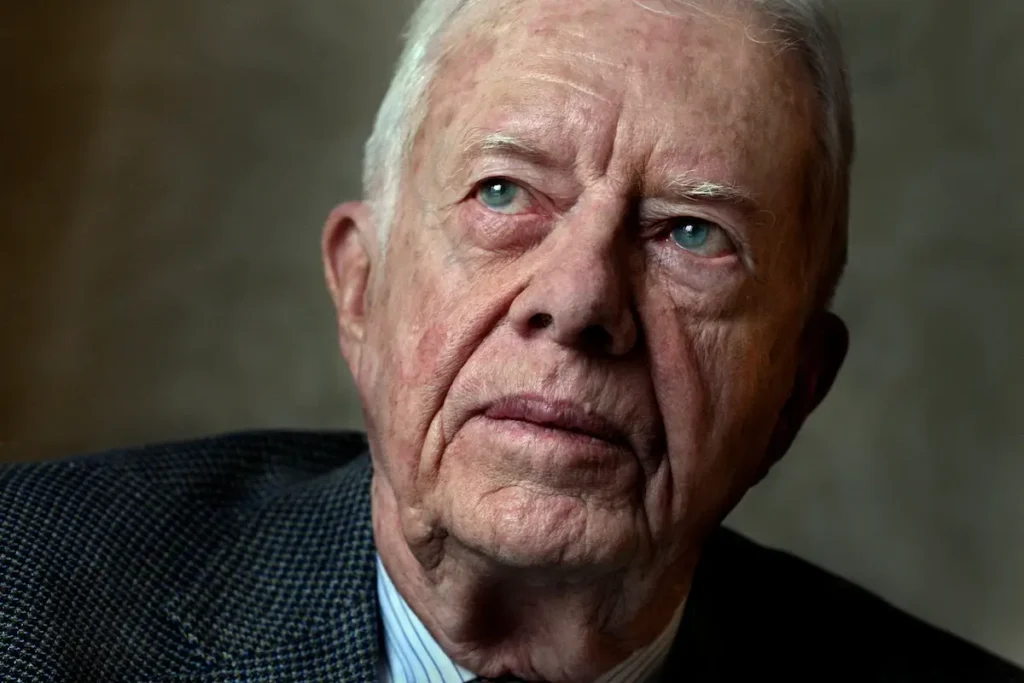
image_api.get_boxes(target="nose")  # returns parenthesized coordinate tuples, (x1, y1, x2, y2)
(509, 217, 638, 357)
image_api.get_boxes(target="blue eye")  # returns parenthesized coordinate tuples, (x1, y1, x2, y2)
(477, 178, 522, 213)
(669, 217, 733, 257)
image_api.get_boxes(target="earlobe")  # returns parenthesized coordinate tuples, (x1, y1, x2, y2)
(756, 311, 849, 483)
(322, 201, 376, 358)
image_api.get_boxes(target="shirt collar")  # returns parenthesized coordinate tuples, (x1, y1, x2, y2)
(377, 554, 684, 683)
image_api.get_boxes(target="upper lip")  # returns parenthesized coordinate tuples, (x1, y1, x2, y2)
(483, 393, 630, 448)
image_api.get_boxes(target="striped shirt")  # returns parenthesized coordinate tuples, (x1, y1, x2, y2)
(377, 555, 684, 683)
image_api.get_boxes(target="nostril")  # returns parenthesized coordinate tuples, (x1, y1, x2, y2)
(529, 313, 553, 329)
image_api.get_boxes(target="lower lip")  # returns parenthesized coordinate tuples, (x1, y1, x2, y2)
(479, 416, 629, 460)
(467, 416, 636, 492)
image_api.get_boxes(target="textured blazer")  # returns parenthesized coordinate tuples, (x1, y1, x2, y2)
(1, 430, 1021, 682)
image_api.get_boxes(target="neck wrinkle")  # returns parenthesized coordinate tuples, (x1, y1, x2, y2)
(371, 473, 693, 683)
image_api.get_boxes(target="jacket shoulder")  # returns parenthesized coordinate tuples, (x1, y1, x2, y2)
(2, 429, 368, 513)
(678, 527, 1024, 680)
(0, 429, 370, 682)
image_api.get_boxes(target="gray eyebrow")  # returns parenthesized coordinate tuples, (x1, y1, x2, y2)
(459, 131, 559, 167)
(660, 175, 763, 215)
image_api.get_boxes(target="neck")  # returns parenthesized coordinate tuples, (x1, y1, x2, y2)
(372, 476, 695, 683)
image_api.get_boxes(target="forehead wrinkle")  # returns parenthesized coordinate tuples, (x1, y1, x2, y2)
(521, 72, 615, 105)
(556, 47, 626, 70)
(531, 27, 629, 70)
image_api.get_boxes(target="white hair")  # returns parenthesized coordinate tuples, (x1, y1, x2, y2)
(362, 0, 853, 308)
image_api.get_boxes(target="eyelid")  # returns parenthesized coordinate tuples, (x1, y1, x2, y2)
(644, 206, 752, 257)
(669, 218, 736, 257)
(471, 176, 546, 214)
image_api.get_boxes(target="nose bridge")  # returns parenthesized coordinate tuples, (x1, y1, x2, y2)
(548, 223, 622, 304)
(550, 188, 630, 286)
(513, 197, 638, 355)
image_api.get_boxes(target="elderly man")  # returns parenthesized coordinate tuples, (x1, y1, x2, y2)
(1, 0, 1021, 681)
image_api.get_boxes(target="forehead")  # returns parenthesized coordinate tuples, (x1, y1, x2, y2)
(426, 0, 815, 204)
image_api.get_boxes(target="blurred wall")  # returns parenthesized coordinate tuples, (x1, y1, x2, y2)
(1, 0, 1021, 665)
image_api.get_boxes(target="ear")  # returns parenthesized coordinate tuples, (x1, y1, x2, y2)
(322, 201, 376, 368)
(755, 311, 849, 483)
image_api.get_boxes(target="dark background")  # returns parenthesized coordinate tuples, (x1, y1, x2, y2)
(2, 0, 1021, 664)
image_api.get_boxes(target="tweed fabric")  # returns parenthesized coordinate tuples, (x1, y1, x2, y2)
(2, 429, 1023, 682)
(0, 430, 379, 682)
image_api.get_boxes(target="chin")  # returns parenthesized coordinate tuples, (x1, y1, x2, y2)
(445, 483, 639, 575)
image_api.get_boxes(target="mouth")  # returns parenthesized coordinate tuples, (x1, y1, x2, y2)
(482, 394, 630, 450)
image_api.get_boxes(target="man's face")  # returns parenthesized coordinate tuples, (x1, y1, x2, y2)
(336, 0, 833, 580)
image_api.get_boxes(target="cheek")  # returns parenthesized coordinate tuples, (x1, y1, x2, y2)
(366, 254, 495, 485)
(643, 294, 791, 527)
(378, 235, 457, 384)
(391, 268, 466, 389)
(357, 261, 449, 469)
(691, 322, 792, 494)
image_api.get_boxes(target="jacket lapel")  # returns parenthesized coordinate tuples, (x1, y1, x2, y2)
(659, 527, 744, 680)
(161, 452, 381, 682)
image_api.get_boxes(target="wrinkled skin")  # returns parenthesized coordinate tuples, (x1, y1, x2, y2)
(323, 0, 848, 679)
